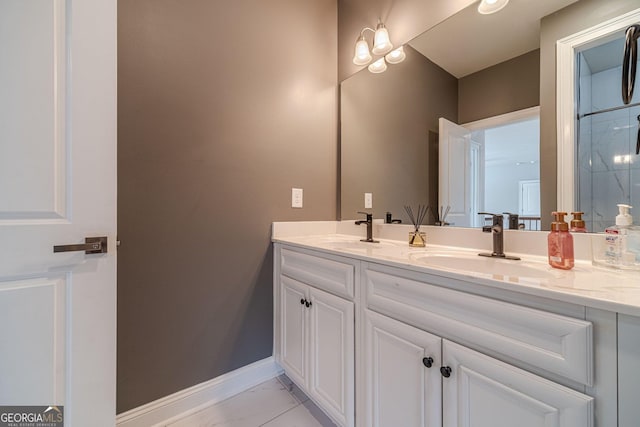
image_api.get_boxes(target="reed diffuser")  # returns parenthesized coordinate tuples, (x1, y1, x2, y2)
(404, 204, 429, 247)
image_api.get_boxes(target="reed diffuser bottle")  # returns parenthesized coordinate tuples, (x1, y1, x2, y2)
(548, 211, 574, 270)
(404, 205, 428, 247)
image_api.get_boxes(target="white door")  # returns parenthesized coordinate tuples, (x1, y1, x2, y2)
(280, 277, 308, 388)
(0, 0, 116, 424)
(442, 340, 593, 427)
(308, 287, 354, 427)
(439, 118, 483, 227)
(364, 310, 442, 427)
(519, 180, 541, 216)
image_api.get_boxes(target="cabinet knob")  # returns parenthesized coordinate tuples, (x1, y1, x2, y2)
(300, 298, 305, 305)
(422, 357, 433, 368)
(440, 366, 452, 378)
(305, 300, 312, 308)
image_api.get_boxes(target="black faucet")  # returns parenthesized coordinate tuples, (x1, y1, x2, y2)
(478, 212, 520, 260)
(355, 212, 379, 243)
(503, 212, 520, 230)
(385, 212, 402, 224)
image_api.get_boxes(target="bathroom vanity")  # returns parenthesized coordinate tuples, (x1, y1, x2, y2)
(272, 222, 640, 427)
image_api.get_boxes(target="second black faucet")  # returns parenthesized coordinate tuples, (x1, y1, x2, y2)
(355, 211, 379, 243)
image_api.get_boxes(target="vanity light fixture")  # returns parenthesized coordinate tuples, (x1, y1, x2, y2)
(352, 20, 405, 73)
(477, 0, 509, 15)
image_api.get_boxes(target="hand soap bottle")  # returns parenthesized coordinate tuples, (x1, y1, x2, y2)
(604, 204, 638, 266)
(570, 212, 587, 232)
(548, 211, 574, 270)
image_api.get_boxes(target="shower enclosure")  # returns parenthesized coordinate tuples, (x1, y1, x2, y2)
(576, 37, 640, 232)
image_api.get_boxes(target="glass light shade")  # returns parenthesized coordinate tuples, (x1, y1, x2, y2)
(352, 36, 372, 65)
(368, 57, 387, 74)
(477, 0, 509, 14)
(372, 23, 393, 55)
(385, 46, 406, 64)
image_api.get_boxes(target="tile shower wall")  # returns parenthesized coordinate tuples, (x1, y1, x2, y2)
(578, 56, 640, 232)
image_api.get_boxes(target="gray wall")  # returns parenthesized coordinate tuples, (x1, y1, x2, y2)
(340, 45, 457, 220)
(338, 0, 475, 81)
(539, 0, 639, 229)
(117, 0, 337, 413)
(459, 49, 540, 124)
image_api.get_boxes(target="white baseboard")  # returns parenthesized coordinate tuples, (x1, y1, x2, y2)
(116, 356, 283, 427)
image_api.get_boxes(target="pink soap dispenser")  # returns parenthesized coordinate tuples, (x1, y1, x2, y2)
(548, 211, 574, 270)
(570, 211, 588, 233)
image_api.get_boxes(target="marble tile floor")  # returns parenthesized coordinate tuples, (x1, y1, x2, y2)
(166, 375, 337, 427)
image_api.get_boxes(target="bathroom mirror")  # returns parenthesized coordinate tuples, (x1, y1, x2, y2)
(340, 0, 637, 230)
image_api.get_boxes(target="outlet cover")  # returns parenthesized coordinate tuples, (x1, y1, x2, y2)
(292, 188, 303, 208)
(364, 192, 373, 209)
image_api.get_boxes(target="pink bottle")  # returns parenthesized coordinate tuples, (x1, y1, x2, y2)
(548, 211, 574, 270)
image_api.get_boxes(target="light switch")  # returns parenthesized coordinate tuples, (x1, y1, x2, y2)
(364, 192, 373, 209)
(292, 188, 303, 208)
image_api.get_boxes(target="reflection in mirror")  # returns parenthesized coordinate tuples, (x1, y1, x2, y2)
(575, 38, 640, 232)
(340, 0, 578, 229)
(439, 109, 540, 230)
(341, 45, 455, 224)
(555, 6, 640, 233)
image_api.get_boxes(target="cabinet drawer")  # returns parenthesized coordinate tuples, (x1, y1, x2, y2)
(281, 247, 355, 300)
(365, 266, 593, 386)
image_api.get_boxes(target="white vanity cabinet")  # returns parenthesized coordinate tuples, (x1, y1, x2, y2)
(363, 309, 593, 427)
(274, 243, 600, 427)
(276, 246, 356, 427)
(362, 263, 594, 427)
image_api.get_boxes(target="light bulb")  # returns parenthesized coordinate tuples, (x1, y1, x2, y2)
(385, 46, 406, 64)
(477, 0, 509, 14)
(352, 36, 372, 65)
(372, 22, 393, 55)
(368, 57, 387, 73)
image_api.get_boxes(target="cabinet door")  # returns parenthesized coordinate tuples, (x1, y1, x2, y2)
(308, 287, 355, 427)
(280, 276, 308, 388)
(364, 310, 442, 427)
(442, 340, 593, 427)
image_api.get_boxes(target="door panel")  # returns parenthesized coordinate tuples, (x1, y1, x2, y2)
(0, 0, 116, 423)
(0, 278, 65, 404)
(308, 287, 354, 427)
(442, 340, 593, 427)
(0, 0, 66, 218)
(364, 310, 442, 427)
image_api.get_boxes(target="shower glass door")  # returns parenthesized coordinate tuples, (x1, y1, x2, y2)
(576, 40, 640, 232)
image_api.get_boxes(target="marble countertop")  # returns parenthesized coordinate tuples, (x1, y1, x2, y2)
(273, 232, 640, 317)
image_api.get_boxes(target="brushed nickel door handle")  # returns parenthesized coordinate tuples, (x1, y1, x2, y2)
(53, 236, 108, 254)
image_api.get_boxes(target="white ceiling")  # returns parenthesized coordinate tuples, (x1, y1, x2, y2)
(409, 0, 579, 78)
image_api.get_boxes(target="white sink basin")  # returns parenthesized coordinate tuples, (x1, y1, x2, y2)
(324, 240, 401, 253)
(410, 251, 554, 280)
(297, 236, 405, 256)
